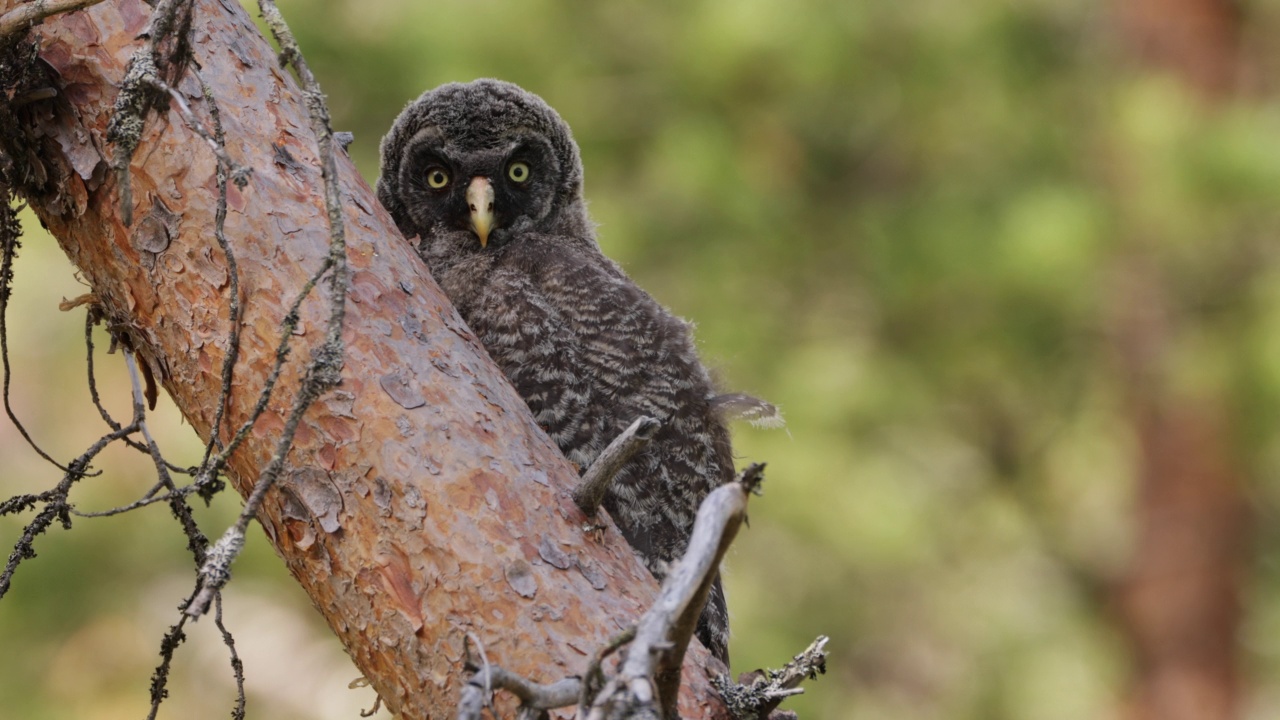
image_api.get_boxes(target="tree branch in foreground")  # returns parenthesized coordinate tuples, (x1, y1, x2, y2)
(590, 464, 766, 720)
(0, 0, 104, 40)
(714, 636, 829, 720)
(457, 466, 825, 720)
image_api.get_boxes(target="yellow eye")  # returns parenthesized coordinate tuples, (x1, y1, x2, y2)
(426, 168, 450, 189)
(507, 161, 531, 183)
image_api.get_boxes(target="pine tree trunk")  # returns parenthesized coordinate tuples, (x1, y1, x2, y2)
(3, 0, 728, 717)
(1112, 1, 1247, 718)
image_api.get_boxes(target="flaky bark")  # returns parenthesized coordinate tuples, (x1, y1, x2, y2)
(4, 0, 728, 717)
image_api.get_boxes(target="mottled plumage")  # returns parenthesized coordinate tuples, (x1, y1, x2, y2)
(377, 79, 749, 662)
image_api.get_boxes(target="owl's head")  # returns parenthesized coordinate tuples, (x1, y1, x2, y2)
(377, 79, 587, 252)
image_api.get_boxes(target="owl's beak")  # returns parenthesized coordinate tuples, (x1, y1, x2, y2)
(467, 177, 495, 248)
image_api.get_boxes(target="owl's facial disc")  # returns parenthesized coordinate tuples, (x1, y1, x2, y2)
(466, 177, 496, 247)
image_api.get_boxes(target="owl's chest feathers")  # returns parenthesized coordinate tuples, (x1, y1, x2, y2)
(430, 238, 572, 339)
(427, 238, 721, 436)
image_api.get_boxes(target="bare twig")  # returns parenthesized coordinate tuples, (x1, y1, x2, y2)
(0, 417, 136, 598)
(587, 464, 765, 720)
(460, 666, 580, 720)
(715, 636, 829, 720)
(1, 209, 83, 474)
(145, 585, 199, 720)
(574, 416, 660, 517)
(0, 349, 143, 562)
(578, 626, 638, 719)
(142, 75, 251, 187)
(186, 256, 339, 616)
(466, 632, 494, 710)
(188, 0, 349, 618)
(452, 466, 766, 720)
(123, 351, 209, 562)
(458, 634, 582, 720)
(190, 262, 324, 494)
(459, 465, 765, 720)
(72, 482, 200, 517)
(0, 0, 106, 39)
(214, 594, 247, 720)
(79, 310, 193, 474)
(193, 71, 243, 503)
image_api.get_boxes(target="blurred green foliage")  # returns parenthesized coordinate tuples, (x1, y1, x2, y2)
(5, 0, 1280, 718)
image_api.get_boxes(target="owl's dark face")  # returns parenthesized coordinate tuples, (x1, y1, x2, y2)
(377, 80, 586, 252)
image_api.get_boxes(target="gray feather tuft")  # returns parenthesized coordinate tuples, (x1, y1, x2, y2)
(711, 393, 786, 429)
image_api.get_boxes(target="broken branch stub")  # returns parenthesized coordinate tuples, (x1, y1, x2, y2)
(574, 415, 661, 517)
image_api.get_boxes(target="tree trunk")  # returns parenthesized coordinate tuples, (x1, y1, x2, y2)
(4, 0, 728, 717)
(1110, 260, 1247, 720)
(1111, 1, 1247, 718)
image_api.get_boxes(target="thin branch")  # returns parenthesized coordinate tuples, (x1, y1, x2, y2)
(574, 416, 660, 517)
(715, 636, 829, 720)
(214, 593, 247, 720)
(81, 311, 193, 473)
(186, 256, 337, 616)
(142, 75, 251, 186)
(1, 210, 83, 474)
(458, 634, 582, 720)
(578, 627, 637, 719)
(251, 0, 349, 370)
(145, 594, 193, 720)
(587, 465, 765, 720)
(123, 351, 208, 564)
(196, 72, 244, 485)
(191, 258, 323, 495)
(0, 416, 139, 598)
(467, 632, 494, 710)
(465, 667, 581, 717)
(188, 0, 350, 619)
(84, 307, 122, 424)
(452, 466, 767, 720)
(0, 0, 106, 40)
(72, 481, 201, 517)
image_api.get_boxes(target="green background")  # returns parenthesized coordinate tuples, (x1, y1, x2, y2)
(5, 1, 1280, 718)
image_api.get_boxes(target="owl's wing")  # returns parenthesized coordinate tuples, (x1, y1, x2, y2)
(456, 261, 605, 471)
(521, 242, 736, 522)
(513, 242, 736, 663)
(534, 249, 705, 441)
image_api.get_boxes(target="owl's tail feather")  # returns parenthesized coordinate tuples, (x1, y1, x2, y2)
(698, 574, 731, 664)
(711, 392, 785, 429)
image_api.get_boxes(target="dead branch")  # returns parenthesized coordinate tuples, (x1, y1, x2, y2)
(574, 416, 660, 516)
(456, 467, 775, 720)
(0, 0, 104, 39)
(586, 465, 765, 720)
(714, 637, 828, 720)
(460, 662, 581, 720)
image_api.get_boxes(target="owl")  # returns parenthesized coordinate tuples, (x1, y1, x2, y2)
(377, 79, 764, 663)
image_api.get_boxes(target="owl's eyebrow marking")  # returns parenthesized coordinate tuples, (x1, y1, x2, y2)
(504, 128, 553, 153)
(409, 126, 445, 143)
(501, 142, 536, 162)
